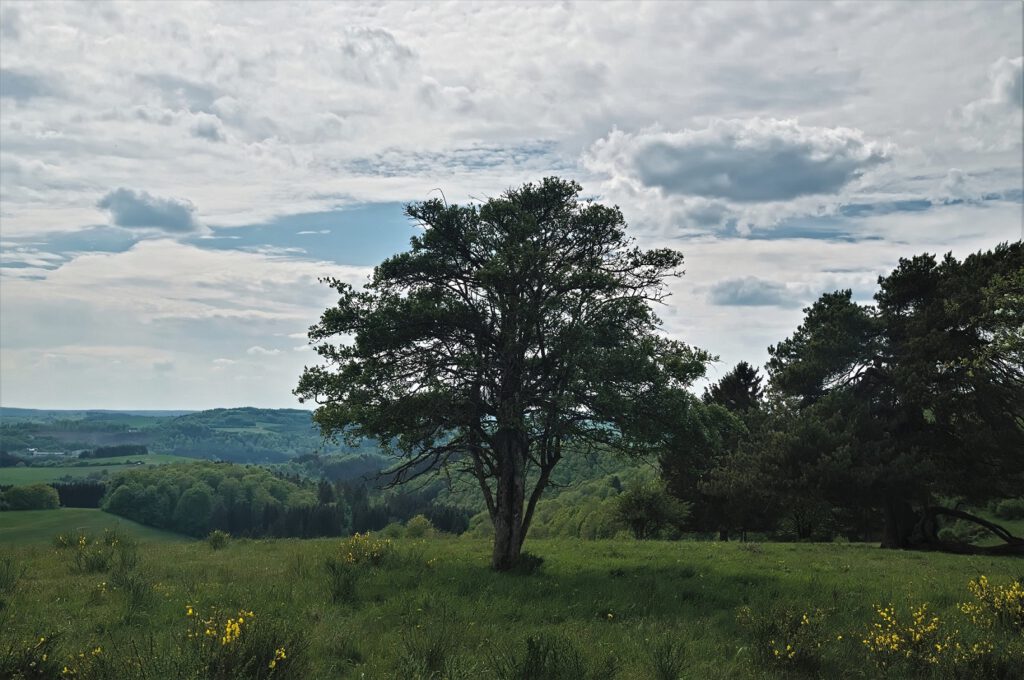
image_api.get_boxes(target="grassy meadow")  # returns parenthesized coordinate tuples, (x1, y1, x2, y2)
(1, 512, 1022, 679)
(0, 508, 190, 545)
(0, 454, 193, 485)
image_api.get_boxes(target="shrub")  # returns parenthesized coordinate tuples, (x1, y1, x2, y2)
(183, 604, 305, 679)
(614, 482, 690, 540)
(380, 522, 405, 539)
(63, 529, 136, 575)
(3, 483, 60, 510)
(994, 498, 1024, 520)
(337, 533, 395, 567)
(737, 604, 827, 674)
(207, 530, 230, 550)
(405, 514, 435, 539)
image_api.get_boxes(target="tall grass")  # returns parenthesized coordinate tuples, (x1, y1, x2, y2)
(1, 534, 1021, 678)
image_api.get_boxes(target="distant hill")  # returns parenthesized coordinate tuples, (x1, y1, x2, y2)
(0, 406, 382, 465)
(0, 408, 195, 423)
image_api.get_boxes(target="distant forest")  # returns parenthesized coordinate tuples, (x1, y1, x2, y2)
(0, 407, 379, 463)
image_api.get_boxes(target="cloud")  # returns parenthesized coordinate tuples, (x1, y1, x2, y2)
(586, 119, 892, 203)
(0, 6, 20, 39)
(97, 188, 201, 232)
(331, 27, 417, 87)
(246, 345, 282, 356)
(136, 73, 220, 113)
(707, 276, 806, 307)
(939, 168, 970, 201)
(0, 68, 58, 100)
(954, 56, 1023, 149)
(190, 112, 226, 142)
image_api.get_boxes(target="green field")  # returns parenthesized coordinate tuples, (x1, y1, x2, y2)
(0, 508, 190, 544)
(1, 532, 1021, 679)
(0, 454, 193, 485)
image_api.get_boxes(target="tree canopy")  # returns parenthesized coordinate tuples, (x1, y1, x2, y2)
(296, 177, 709, 569)
(766, 242, 1024, 552)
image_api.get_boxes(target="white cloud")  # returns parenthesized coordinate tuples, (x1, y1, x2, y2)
(0, 240, 371, 407)
(190, 112, 226, 142)
(954, 56, 1023, 150)
(247, 345, 282, 356)
(0, 1, 1020, 408)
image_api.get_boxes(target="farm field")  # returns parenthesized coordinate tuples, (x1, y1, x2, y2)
(0, 454, 193, 485)
(0, 508, 190, 545)
(2, 533, 1021, 679)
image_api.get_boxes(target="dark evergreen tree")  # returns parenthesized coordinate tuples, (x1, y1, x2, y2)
(767, 243, 1024, 553)
(702, 361, 763, 413)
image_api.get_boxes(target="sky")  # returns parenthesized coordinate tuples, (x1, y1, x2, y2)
(0, 1, 1021, 410)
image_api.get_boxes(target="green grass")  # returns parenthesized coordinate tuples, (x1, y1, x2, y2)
(1, 535, 1021, 679)
(0, 454, 193, 485)
(0, 508, 190, 545)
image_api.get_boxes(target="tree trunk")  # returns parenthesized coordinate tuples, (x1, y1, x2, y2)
(490, 428, 527, 571)
(881, 497, 917, 549)
(880, 501, 1024, 555)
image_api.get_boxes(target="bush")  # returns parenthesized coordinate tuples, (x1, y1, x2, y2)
(3, 483, 60, 510)
(337, 533, 395, 567)
(380, 522, 405, 539)
(404, 514, 435, 539)
(737, 604, 827, 675)
(614, 482, 690, 540)
(207, 530, 230, 550)
(994, 498, 1024, 521)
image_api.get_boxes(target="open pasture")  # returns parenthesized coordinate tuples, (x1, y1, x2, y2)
(2, 534, 1020, 679)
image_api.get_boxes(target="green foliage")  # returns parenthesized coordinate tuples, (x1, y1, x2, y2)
(645, 636, 688, 680)
(738, 604, 829, 674)
(3, 533, 1024, 679)
(323, 556, 360, 605)
(2, 483, 60, 510)
(994, 498, 1024, 521)
(81, 445, 148, 459)
(296, 177, 711, 569)
(0, 555, 23, 612)
(614, 481, 690, 540)
(103, 461, 350, 539)
(404, 514, 435, 539)
(509, 551, 545, 576)
(490, 634, 588, 680)
(703, 361, 763, 412)
(763, 243, 1024, 546)
(207, 529, 230, 550)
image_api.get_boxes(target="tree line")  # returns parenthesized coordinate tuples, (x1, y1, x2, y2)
(296, 177, 1023, 568)
(660, 244, 1023, 553)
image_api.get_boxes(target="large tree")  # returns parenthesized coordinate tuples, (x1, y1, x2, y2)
(296, 178, 709, 570)
(766, 243, 1024, 553)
